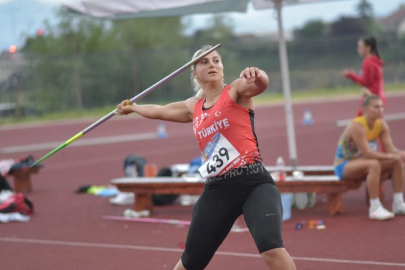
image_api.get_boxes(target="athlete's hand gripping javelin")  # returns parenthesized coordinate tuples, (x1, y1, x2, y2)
(116, 100, 135, 116)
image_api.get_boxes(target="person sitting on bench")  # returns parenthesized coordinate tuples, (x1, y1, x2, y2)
(334, 94, 405, 220)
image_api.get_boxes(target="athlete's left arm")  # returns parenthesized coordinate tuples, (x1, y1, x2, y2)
(233, 67, 269, 98)
(380, 120, 400, 153)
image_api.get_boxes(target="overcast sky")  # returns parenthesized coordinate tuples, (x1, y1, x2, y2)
(0, 0, 403, 51)
(182, 0, 404, 34)
(35, 0, 405, 32)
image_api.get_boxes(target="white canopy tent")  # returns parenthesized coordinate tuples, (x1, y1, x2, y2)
(63, 0, 351, 167)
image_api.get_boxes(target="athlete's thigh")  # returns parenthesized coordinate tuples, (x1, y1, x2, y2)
(242, 183, 284, 253)
(181, 190, 240, 269)
(342, 158, 378, 181)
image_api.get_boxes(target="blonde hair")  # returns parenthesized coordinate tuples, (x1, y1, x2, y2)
(362, 94, 381, 107)
(190, 45, 222, 98)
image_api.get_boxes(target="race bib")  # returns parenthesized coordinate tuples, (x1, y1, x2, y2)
(198, 132, 240, 178)
(368, 141, 377, 151)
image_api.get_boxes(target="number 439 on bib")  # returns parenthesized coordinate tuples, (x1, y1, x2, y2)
(198, 133, 240, 178)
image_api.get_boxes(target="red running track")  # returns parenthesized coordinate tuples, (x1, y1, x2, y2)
(1, 93, 405, 270)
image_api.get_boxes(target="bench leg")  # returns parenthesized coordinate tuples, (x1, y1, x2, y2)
(134, 193, 153, 212)
(327, 192, 344, 216)
(13, 174, 33, 193)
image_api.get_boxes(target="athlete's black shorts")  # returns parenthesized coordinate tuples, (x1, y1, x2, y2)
(181, 162, 284, 270)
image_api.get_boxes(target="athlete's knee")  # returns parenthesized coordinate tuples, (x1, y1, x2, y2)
(173, 259, 187, 270)
(256, 233, 284, 254)
(393, 158, 404, 170)
(261, 248, 282, 261)
(181, 252, 212, 270)
(181, 259, 209, 270)
(261, 248, 296, 269)
(383, 158, 403, 173)
(366, 159, 381, 174)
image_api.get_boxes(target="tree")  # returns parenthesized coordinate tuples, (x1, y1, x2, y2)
(20, 10, 193, 113)
(356, 0, 378, 35)
(190, 15, 235, 46)
(23, 9, 118, 55)
(111, 17, 190, 102)
(16, 11, 240, 115)
(293, 20, 326, 40)
(21, 8, 119, 112)
(329, 16, 365, 37)
(356, 0, 373, 19)
(112, 16, 186, 49)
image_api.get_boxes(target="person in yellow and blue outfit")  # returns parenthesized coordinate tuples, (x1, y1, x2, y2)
(334, 94, 405, 220)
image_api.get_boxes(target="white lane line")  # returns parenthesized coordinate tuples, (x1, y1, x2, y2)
(36, 143, 195, 171)
(336, 112, 405, 127)
(255, 92, 405, 108)
(44, 154, 125, 171)
(1, 237, 404, 267)
(0, 115, 141, 131)
(0, 133, 157, 154)
(3, 92, 404, 131)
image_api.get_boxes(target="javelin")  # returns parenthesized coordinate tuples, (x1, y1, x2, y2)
(31, 44, 221, 167)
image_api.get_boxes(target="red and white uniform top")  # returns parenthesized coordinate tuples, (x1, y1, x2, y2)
(193, 84, 262, 178)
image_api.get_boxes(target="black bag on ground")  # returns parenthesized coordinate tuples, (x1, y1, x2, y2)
(0, 175, 13, 192)
(152, 167, 179, 206)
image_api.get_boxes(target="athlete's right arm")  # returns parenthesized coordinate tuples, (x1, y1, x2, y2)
(116, 97, 199, 123)
(351, 123, 398, 161)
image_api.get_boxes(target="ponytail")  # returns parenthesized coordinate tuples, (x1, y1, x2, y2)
(190, 45, 213, 98)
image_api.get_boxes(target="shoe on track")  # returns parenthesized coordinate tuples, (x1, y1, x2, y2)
(369, 205, 394, 220)
(392, 202, 405, 215)
(109, 192, 135, 206)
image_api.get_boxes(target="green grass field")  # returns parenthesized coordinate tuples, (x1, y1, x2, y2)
(1, 84, 404, 126)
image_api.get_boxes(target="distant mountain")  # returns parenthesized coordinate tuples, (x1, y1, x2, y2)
(0, 0, 60, 53)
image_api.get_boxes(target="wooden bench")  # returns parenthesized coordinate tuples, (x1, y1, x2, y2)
(172, 164, 384, 204)
(112, 177, 205, 213)
(265, 165, 385, 204)
(265, 165, 335, 176)
(8, 164, 43, 193)
(112, 164, 388, 216)
(111, 175, 363, 216)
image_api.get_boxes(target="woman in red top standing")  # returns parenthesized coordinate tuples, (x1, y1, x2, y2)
(116, 45, 296, 270)
(341, 36, 385, 116)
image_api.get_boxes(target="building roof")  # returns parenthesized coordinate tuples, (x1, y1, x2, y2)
(379, 6, 405, 33)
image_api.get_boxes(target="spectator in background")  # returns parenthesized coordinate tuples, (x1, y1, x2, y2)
(333, 94, 405, 221)
(341, 36, 386, 116)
